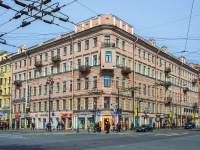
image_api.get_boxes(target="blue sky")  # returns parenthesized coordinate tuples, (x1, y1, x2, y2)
(0, 0, 200, 64)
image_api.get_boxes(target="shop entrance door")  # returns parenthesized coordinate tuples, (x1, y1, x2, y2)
(104, 118, 109, 131)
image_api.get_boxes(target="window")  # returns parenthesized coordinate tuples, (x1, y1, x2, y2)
(148, 53, 150, 62)
(24, 60, 26, 67)
(93, 97, 97, 109)
(152, 56, 155, 63)
(77, 79, 81, 90)
(38, 102, 41, 112)
(29, 72, 31, 79)
(45, 53, 48, 61)
(152, 69, 155, 78)
(105, 51, 112, 62)
(104, 97, 110, 109)
(148, 86, 150, 96)
(85, 78, 88, 89)
(57, 64, 60, 73)
(160, 89, 162, 98)
(116, 56, 119, 66)
(77, 99, 80, 110)
(69, 99, 72, 110)
(143, 66, 146, 75)
(143, 52, 146, 59)
(50, 101, 53, 111)
(70, 80, 72, 91)
(138, 83, 141, 94)
(63, 63, 66, 72)
(63, 100, 66, 110)
(85, 57, 89, 66)
(56, 100, 59, 111)
(50, 84, 53, 94)
(50, 66, 53, 75)
(138, 64, 141, 73)
(44, 85, 47, 95)
(152, 87, 155, 96)
(93, 55, 97, 66)
(122, 41, 125, 50)
(122, 79, 125, 89)
(15, 63, 17, 69)
(63, 47, 67, 56)
(56, 83, 60, 93)
(20, 61, 22, 68)
(85, 40, 89, 50)
(104, 36, 110, 44)
(57, 49, 60, 57)
(85, 98, 88, 110)
(122, 58, 125, 67)
(139, 49, 141, 58)
(93, 76, 97, 88)
(39, 69, 42, 77)
(148, 67, 150, 76)
(39, 86, 41, 95)
(51, 51, 54, 58)
(77, 42, 81, 52)
(70, 44, 72, 54)
(116, 38, 119, 48)
(160, 58, 162, 67)
(143, 84, 146, 95)
(70, 61, 72, 71)
(104, 76, 111, 87)
(77, 59, 81, 69)
(34, 87, 36, 96)
(44, 67, 48, 76)
(116, 77, 119, 88)
(63, 81, 66, 92)
(160, 72, 162, 80)
(93, 38, 97, 47)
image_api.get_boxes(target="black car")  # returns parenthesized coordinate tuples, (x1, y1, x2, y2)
(135, 124, 153, 132)
(184, 122, 196, 129)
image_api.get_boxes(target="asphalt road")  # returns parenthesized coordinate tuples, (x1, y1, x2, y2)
(0, 129, 199, 150)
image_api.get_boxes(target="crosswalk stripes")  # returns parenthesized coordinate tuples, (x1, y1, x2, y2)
(155, 132, 188, 137)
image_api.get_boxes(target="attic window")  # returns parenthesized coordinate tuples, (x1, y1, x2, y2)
(122, 24, 125, 26)
(106, 17, 109, 20)
(85, 23, 88, 25)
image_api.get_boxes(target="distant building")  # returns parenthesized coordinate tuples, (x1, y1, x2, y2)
(10, 14, 199, 130)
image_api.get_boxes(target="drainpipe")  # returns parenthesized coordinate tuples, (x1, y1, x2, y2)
(179, 62, 183, 127)
(70, 34, 76, 131)
(24, 50, 29, 128)
(133, 36, 138, 125)
(9, 57, 13, 128)
(155, 49, 160, 129)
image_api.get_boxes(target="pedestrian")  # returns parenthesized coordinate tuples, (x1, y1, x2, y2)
(153, 122, 155, 130)
(7, 123, 10, 130)
(112, 123, 115, 132)
(131, 122, 134, 130)
(106, 122, 110, 134)
(0, 123, 3, 130)
(116, 122, 121, 133)
(87, 123, 91, 133)
(12, 122, 15, 130)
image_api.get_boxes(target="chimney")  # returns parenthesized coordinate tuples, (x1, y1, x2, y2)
(180, 56, 186, 63)
(161, 46, 168, 53)
(149, 39, 156, 46)
(18, 45, 27, 54)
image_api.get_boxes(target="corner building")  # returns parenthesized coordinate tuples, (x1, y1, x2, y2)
(11, 14, 199, 130)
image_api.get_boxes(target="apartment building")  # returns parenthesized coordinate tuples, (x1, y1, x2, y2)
(11, 14, 199, 130)
(0, 51, 12, 123)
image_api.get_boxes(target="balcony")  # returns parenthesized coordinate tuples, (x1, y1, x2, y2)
(51, 56, 61, 63)
(34, 60, 43, 68)
(193, 102, 198, 109)
(121, 66, 131, 74)
(14, 80, 22, 86)
(183, 87, 189, 94)
(164, 97, 172, 103)
(192, 79, 197, 85)
(101, 43, 115, 48)
(164, 67, 171, 74)
(79, 65, 91, 73)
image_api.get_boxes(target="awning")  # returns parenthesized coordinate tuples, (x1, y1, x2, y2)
(184, 108, 188, 111)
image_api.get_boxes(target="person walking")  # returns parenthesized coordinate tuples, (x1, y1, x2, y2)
(116, 122, 121, 133)
(106, 122, 110, 134)
(87, 123, 91, 133)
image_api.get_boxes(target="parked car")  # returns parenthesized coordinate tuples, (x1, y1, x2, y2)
(135, 124, 153, 132)
(184, 122, 196, 129)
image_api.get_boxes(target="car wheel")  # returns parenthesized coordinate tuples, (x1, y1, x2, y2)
(145, 129, 147, 132)
(151, 129, 153, 132)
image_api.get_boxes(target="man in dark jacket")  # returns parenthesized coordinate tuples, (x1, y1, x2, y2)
(106, 122, 110, 134)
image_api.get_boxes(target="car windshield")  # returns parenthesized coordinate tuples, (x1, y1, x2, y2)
(141, 125, 146, 127)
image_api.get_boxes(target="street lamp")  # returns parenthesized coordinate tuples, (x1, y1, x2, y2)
(93, 102, 96, 133)
(77, 114, 79, 133)
(46, 77, 54, 132)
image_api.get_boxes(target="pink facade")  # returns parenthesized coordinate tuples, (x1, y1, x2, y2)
(11, 14, 199, 130)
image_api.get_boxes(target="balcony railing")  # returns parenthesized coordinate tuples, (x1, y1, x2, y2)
(164, 97, 172, 103)
(183, 87, 189, 93)
(79, 65, 91, 73)
(51, 55, 61, 63)
(192, 79, 197, 85)
(34, 60, 43, 68)
(14, 80, 22, 86)
(121, 66, 131, 74)
(101, 43, 115, 48)
(164, 67, 171, 74)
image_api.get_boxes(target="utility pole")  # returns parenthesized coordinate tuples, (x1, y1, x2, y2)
(46, 77, 54, 132)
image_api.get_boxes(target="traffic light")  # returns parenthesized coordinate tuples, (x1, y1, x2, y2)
(119, 114, 122, 120)
(134, 108, 138, 116)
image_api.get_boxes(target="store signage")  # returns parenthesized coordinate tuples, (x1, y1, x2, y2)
(0, 112, 4, 117)
(80, 112, 90, 115)
(24, 114, 30, 118)
(122, 112, 129, 115)
(61, 113, 72, 118)
(52, 111, 55, 116)
(41, 114, 48, 116)
(15, 114, 20, 119)
(25, 84, 30, 108)
(12, 98, 25, 103)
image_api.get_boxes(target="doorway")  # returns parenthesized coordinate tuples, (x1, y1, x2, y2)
(104, 118, 109, 131)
